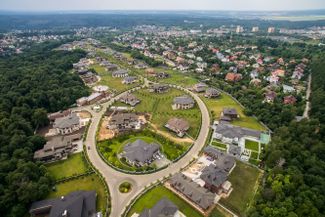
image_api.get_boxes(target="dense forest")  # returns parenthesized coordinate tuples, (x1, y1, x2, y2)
(0, 42, 88, 216)
(249, 54, 325, 217)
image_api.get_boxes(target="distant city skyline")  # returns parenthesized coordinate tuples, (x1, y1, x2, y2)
(1, 0, 325, 11)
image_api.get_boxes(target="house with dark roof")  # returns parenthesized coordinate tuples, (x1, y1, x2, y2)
(112, 69, 129, 78)
(107, 113, 144, 132)
(29, 191, 98, 217)
(122, 76, 138, 84)
(34, 134, 82, 162)
(220, 108, 239, 122)
(119, 93, 141, 106)
(137, 198, 186, 217)
(204, 88, 220, 98)
(193, 83, 208, 93)
(149, 84, 169, 93)
(165, 118, 190, 137)
(120, 139, 160, 167)
(200, 165, 228, 194)
(170, 173, 216, 211)
(172, 95, 195, 110)
(53, 113, 81, 135)
(155, 72, 170, 79)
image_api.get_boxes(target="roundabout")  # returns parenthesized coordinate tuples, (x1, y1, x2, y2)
(76, 79, 211, 217)
(119, 182, 133, 194)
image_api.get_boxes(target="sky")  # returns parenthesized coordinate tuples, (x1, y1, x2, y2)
(0, 0, 325, 11)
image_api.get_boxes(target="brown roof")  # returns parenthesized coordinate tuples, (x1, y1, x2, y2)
(166, 118, 190, 131)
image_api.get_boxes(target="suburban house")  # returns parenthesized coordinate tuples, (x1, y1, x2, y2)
(149, 84, 169, 93)
(136, 198, 186, 217)
(155, 72, 170, 79)
(29, 191, 98, 217)
(76, 92, 106, 106)
(112, 69, 129, 78)
(172, 95, 195, 110)
(212, 122, 268, 149)
(283, 84, 295, 93)
(119, 93, 141, 106)
(165, 117, 190, 137)
(225, 73, 242, 82)
(169, 173, 216, 211)
(80, 72, 98, 85)
(107, 113, 144, 132)
(284, 95, 297, 105)
(122, 76, 138, 84)
(264, 91, 277, 103)
(193, 83, 208, 93)
(220, 108, 239, 122)
(120, 139, 160, 167)
(204, 88, 220, 98)
(34, 134, 82, 162)
(48, 110, 71, 123)
(200, 165, 229, 194)
(53, 113, 81, 135)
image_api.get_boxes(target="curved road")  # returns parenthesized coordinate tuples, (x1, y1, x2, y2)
(75, 81, 211, 217)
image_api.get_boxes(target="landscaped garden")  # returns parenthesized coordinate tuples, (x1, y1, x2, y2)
(119, 182, 132, 193)
(202, 93, 265, 131)
(47, 173, 108, 213)
(245, 139, 259, 152)
(97, 129, 188, 172)
(126, 185, 203, 217)
(46, 153, 90, 180)
(131, 88, 201, 139)
(220, 161, 262, 216)
(211, 140, 228, 150)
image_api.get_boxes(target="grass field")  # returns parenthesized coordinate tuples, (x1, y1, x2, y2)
(132, 88, 201, 138)
(47, 174, 107, 213)
(245, 140, 259, 152)
(210, 205, 231, 217)
(250, 151, 259, 160)
(211, 141, 227, 150)
(91, 64, 140, 93)
(97, 130, 187, 171)
(202, 93, 265, 131)
(46, 153, 90, 180)
(220, 161, 261, 216)
(126, 185, 203, 217)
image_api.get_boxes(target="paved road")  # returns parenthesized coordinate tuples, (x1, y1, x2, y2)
(303, 73, 312, 119)
(74, 82, 211, 217)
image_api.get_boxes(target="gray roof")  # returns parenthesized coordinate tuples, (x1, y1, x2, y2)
(109, 113, 139, 125)
(122, 139, 159, 164)
(165, 118, 190, 132)
(123, 76, 137, 82)
(205, 88, 220, 95)
(173, 95, 195, 105)
(139, 198, 178, 217)
(222, 108, 238, 116)
(204, 146, 236, 172)
(228, 145, 241, 157)
(170, 173, 215, 210)
(29, 190, 96, 217)
(120, 93, 140, 106)
(112, 69, 128, 76)
(200, 165, 228, 187)
(53, 113, 80, 129)
(215, 122, 261, 140)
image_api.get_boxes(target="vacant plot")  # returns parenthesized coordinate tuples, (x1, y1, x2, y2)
(245, 140, 259, 152)
(126, 185, 203, 217)
(132, 88, 201, 139)
(47, 174, 107, 213)
(147, 68, 198, 87)
(97, 130, 187, 172)
(91, 64, 140, 93)
(46, 153, 90, 180)
(220, 161, 261, 216)
(202, 93, 265, 131)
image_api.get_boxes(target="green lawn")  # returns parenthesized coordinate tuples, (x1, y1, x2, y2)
(97, 130, 187, 172)
(147, 68, 198, 87)
(202, 93, 265, 131)
(250, 151, 259, 160)
(245, 140, 259, 152)
(46, 153, 90, 180)
(220, 161, 261, 216)
(47, 174, 107, 213)
(211, 141, 227, 150)
(210, 205, 230, 217)
(127, 185, 203, 217)
(91, 64, 140, 93)
(132, 88, 201, 138)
